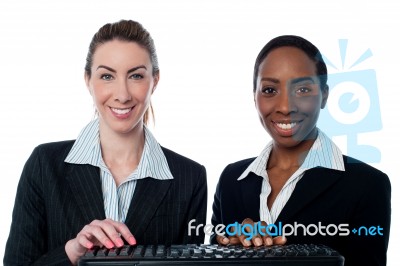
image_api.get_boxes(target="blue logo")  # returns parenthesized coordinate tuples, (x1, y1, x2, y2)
(318, 39, 382, 163)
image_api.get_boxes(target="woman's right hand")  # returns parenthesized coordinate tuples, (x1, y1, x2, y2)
(216, 218, 286, 247)
(65, 219, 136, 265)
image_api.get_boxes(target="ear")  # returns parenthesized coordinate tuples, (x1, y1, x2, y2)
(321, 85, 329, 109)
(151, 72, 160, 94)
(84, 72, 92, 95)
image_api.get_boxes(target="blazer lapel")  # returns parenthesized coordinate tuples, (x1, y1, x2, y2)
(124, 178, 172, 238)
(277, 167, 342, 223)
(65, 163, 106, 222)
(239, 172, 263, 220)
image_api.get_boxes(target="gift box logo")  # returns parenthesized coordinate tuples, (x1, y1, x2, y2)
(318, 39, 382, 163)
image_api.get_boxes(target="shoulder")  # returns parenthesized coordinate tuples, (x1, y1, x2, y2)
(213, 157, 257, 198)
(219, 157, 256, 182)
(19, 140, 76, 185)
(341, 155, 391, 190)
(224, 157, 256, 175)
(343, 155, 383, 172)
(161, 146, 202, 168)
(31, 140, 75, 163)
(343, 155, 389, 179)
(35, 140, 75, 155)
(160, 146, 206, 176)
(36, 140, 75, 151)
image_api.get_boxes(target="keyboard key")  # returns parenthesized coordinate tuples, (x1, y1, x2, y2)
(132, 246, 143, 258)
(107, 247, 120, 257)
(155, 245, 165, 257)
(96, 247, 109, 257)
(119, 245, 133, 256)
(193, 249, 203, 257)
(144, 245, 154, 257)
(181, 248, 191, 258)
(168, 248, 179, 258)
(84, 247, 99, 257)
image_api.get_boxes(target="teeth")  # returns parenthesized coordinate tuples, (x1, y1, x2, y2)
(111, 107, 132, 114)
(276, 122, 297, 130)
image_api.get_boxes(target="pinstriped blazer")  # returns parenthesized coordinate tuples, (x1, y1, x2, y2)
(4, 140, 207, 265)
(210, 156, 391, 266)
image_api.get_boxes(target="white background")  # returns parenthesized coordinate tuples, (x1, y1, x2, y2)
(0, 0, 398, 264)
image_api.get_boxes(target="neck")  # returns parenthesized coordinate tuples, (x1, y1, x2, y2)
(99, 121, 145, 166)
(268, 129, 318, 170)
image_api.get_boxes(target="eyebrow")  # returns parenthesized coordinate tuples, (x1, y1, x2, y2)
(290, 77, 316, 84)
(260, 76, 317, 84)
(260, 77, 280, 83)
(96, 65, 147, 73)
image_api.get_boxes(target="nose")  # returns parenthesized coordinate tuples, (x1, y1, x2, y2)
(114, 79, 132, 103)
(276, 89, 297, 115)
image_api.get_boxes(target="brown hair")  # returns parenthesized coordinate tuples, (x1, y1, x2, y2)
(85, 20, 159, 124)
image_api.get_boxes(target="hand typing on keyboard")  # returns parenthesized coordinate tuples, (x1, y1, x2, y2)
(65, 219, 137, 265)
(216, 218, 286, 247)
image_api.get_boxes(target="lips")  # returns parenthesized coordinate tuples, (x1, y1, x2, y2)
(109, 106, 134, 119)
(275, 122, 297, 130)
(111, 107, 133, 114)
(272, 120, 302, 137)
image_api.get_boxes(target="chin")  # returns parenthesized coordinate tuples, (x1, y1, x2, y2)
(115, 121, 141, 133)
(275, 139, 303, 149)
(102, 117, 142, 135)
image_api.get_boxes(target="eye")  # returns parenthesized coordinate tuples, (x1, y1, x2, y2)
(261, 87, 277, 95)
(100, 74, 113, 81)
(130, 73, 144, 80)
(296, 86, 311, 94)
(293, 82, 317, 95)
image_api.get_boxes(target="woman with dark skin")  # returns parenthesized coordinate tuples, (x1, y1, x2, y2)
(211, 35, 390, 266)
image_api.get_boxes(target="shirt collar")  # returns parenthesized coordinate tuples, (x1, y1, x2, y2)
(237, 129, 345, 181)
(65, 119, 174, 180)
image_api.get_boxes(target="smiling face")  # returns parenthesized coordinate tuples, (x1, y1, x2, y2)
(254, 46, 328, 148)
(85, 39, 158, 135)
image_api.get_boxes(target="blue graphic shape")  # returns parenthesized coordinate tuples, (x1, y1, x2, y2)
(349, 49, 373, 69)
(319, 70, 382, 135)
(318, 69, 382, 163)
(322, 54, 338, 70)
(339, 92, 359, 113)
(319, 39, 382, 163)
(339, 39, 348, 69)
(347, 135, 381, 163)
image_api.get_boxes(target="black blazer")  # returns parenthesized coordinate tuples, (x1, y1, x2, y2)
(211, 156, 391, 266)
(4, 140, 207, 265)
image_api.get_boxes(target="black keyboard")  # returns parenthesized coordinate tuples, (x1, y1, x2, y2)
(78, 243, 344, 265)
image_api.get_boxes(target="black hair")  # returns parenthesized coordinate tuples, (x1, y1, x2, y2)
(253, 35, 328, 92)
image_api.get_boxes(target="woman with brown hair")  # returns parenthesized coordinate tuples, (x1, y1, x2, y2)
(4, 20, 207, 265)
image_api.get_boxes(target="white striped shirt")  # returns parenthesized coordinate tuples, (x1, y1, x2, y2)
(64, 119, 174, 223)
(237, 129, 345, 225)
